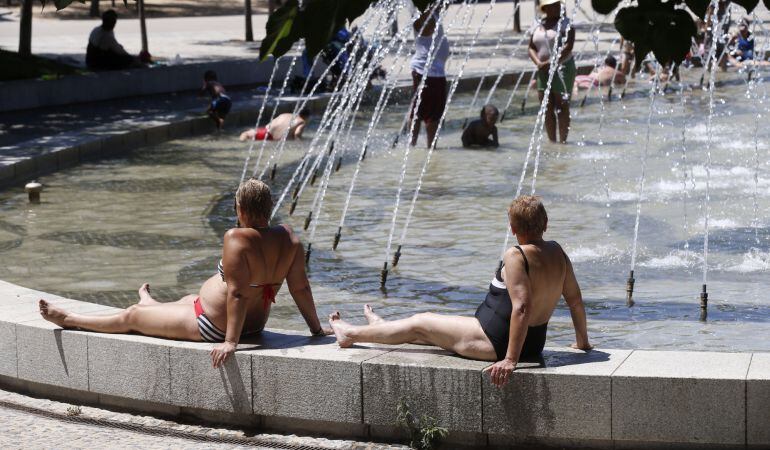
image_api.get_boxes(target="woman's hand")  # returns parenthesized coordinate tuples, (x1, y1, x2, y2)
(211, 341, 237, 368)
(537, 60, 550, 72)
(483, 358, 516, 388)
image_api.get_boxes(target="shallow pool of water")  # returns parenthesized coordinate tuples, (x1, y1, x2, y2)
(2, 71, 769, 351)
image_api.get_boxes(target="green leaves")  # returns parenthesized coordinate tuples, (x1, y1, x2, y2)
(259, 0, 379, 60)
(613, 0, 696, 66)
(591, 0, 622, 15)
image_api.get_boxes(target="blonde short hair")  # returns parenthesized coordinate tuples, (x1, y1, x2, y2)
(508, 195, 548, 236)
(235, 178, 273, 223)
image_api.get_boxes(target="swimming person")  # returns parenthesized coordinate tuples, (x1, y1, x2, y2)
(202, 70, 232, 130)
(528, 0, 576, 143)
(461, 104, 499, 148)
(574, 55, 626, 91)
(39, 179, 330, 368)
(329, 196, 592, 387)
(410, 8, 450, 148)
(240, 109, 311, 142)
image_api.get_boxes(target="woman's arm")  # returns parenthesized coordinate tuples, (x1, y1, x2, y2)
(562, 252, 591, 350)
(558, 28, 575, 64)
(284, 228, 330, 335)
(528, 35, 542, 67)
(211, 230, 254, 368)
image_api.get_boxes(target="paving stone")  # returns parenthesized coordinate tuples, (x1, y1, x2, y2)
(0, 321, 16, 377)
(16, 321, 89, 391)
(612, 350, 751, 446)
(747, 353, 770, 447)
(88, 333, 171, 403)
(363, 344, 489, 433)
(251, 336, 392, 424)
(169, 341, 253, 414)
(483, 347, 631, 441)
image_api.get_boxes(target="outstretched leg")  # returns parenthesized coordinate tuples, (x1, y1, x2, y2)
(363, 304, 384, 324)
(39, 299, 200, 341)
(329, 311, 496, 361)
(137, 283, 196, 306)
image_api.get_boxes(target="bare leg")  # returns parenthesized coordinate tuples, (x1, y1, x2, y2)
(363, 304, 384, 324)
(539, 90, 557, 142)
(39, 299, 200, 341)
(425, 119, 439, 148)
(410, 119, 422, 146)
(138, 284, 197, 306)
(329, 311, 497, 361)
(555, 94, 571, 143)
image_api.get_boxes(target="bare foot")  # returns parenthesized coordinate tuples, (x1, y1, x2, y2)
(137, 283, 159, 306)
(329, 311, 354, 348)
(363, 304, 384, 325)
(39, 299, 69, 328)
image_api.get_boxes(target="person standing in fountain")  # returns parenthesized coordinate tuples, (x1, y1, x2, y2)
(409, 8, 450, 147)
(39, 179, 330, 368)
(329, 196, 592, 387)
(528, 0, 576, 143)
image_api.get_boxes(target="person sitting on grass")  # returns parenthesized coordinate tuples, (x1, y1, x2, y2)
(329, 195, 592, 387)
(85, 10, 142, 71)
(202, 70, 232, 130)
(461, 104, 500, 148)
(240, 109, 311, 142)
(39, 179, 331, 368)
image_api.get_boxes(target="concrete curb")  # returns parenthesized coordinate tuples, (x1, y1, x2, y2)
(0, 279, 767, 449)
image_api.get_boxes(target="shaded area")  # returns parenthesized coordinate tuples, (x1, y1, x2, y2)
(0, 49, 81, 82)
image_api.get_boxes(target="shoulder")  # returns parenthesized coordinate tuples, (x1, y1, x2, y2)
(224, 228, 254, 247)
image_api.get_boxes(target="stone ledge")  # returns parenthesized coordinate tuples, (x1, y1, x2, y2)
(0, 280, 768, 449)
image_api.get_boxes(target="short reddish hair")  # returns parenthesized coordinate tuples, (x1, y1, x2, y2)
(508, 195, 548, 236)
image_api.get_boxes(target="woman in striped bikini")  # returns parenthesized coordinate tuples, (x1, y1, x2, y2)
(39, 179, 330, 368)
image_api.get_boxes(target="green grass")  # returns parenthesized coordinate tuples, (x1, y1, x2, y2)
(0, 49, 83, 82)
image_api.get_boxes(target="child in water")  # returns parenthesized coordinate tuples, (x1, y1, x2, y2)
(202, 70, 232, 130)
(462, 104, 499, 148)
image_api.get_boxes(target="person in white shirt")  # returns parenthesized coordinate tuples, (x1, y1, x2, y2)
(409, 9, 450, 147)
(86, 10, 139, 71)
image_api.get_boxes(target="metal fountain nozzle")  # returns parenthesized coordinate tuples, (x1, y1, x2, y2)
(270, 164, 277, 180)
(289, 198, 298, 215)
(332, 227, 342, 250)
(626, 270, 635, 307)
(335, 157, 342, 172)
(380, 261, 389, 287)
(305, 243, 312, 264)
(392, 245, 402, 267)
(304, 211, 312, 230)
(699, 284, 708, 321)
(25, 181, 43, 204)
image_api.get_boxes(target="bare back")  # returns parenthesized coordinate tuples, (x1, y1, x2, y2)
(501, 240, 568, 325)
(268, 113, 306, 140)
(199, 225, 302, 332)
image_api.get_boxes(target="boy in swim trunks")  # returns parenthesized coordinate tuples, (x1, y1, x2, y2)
(461, 104, 499, 148)
(202, 70, 232, 130)
(240, 109, 311, 142)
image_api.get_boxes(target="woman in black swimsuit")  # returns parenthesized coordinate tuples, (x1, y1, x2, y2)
(329, 195, 592, 387)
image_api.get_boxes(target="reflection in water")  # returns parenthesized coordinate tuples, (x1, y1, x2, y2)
(0, 82, 769, 351)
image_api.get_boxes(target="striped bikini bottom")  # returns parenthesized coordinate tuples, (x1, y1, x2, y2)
(193, 297, 226, 342)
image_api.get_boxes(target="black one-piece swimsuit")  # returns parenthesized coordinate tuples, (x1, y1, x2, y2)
(474, 245, 548, 361)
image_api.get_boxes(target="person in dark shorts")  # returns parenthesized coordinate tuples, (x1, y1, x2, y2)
(202, 70, 232, 130)
(86, 10, 140, 71)
(328, 195, 592, 387)
(409, 9, 450, 147)
(462, 104, 499, 148)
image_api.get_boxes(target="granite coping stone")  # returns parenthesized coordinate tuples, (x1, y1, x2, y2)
(483, 348, 630, 441)
(612, 350, 752, 446)
(362, 345, 490, 433)
(0, 321, 17, 378)
(747, 353, 770, 447)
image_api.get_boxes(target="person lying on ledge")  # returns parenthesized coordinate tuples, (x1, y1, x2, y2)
(39, 179, 330, 368)
(461, 104, 499, 148)
(329, 195, 592, 387)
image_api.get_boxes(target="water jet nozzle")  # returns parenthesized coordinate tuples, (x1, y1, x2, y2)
(699, 284, 708, 321)
(391, 135, 399, 148)
(392, 245, 402, 267)
(361, 145, 368, 161)
(270, 164, 277, 180)
(579, 95, 588, 108)
(304, 211, 312, 230)
(328, 140, 335, 155)
(289, 198, 298, 215)
(607, 86, 613, 102)
(626, 270, 635, 307)
(333, 227, 342, 250)
(380, 261, 389, 287)
(25, 181, 42, 204)
(310, 169, 318, 186)
(500, 111, 506, 123)
(305, 243, 312, 264)
(335, 157, 342, 172)
(520, 99, 526, 113)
